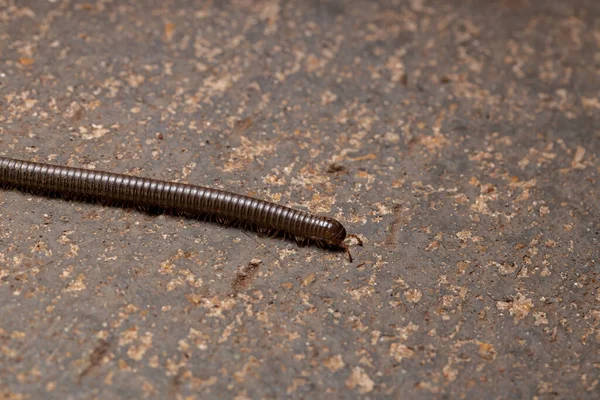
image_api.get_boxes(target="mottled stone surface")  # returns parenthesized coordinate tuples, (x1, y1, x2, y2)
(1, 0, 599, 399)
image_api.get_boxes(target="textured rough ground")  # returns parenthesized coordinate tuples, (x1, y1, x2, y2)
(0, 0, 599, 399)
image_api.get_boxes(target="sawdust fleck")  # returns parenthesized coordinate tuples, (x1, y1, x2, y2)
(345, 367, 374, 394)
(323, 355, 345, 372)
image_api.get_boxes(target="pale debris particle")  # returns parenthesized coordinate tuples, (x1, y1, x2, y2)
(60, 265, 74, 279)
(142, 381, 157, 397)
(323, 355, 345, 372)
(349, 285, 375, 301)
(441, 295, 457, 309)
(321, 89, 338, 105)
(126, 74, 145, 88)
(190, 375, 218, 390)
(202, 73, 241, 94)
(63, 101, 83, 119)
(456, 230, 472, 240)
(585, 310, 600, 325)
(64, 274, 86, 292)
(2, 346, 19, 359)
(10, 331, 26, 340)
(127, 332, 153, 361)
(373, 202, 394, 216)
(234, 391, 251, 400)
(443, 363, 458, 382)
(159, 260, 175, 274)
(119, 326, 139, 346)
(497, 293, 533, 323)
(177, 339, 189, 353)
(297, 192, 337, 214)
(425, 240, 440, 251)
(517, 266, 528, 278)
(222, 137, 275, 172)
(189, 328, 209, 351)
(124, 304, 138, 313)
(471, 195, 495, 216)
(65, 243, 79, 259)
(81, 124, 109, 140)
(539, 205, 550, 217)
(182, 162, 196, 179)
(301, 273, 316, 287)
(371, 330, 381, 345)
(166, 276, 185, 291)
(263, 173, 286, 185)
(198, 296, 237, 319)
(383, 131, 400, 143)
(404, 289, 422, 303)
(96, 330, 109, 340)
(19, 57, 35, 66)
(573, 146, 586, 162)
(259, 0, 280, 35)
(452, 193, 469, 204)
(29, 240, 52, 257)
(148, 355, 159, 368)
(345, 367, 374, 394)
(390, 343, 414, 362)
(490, 261, 518, 276)
(393, 277, 408, 288)
(287, 378, 307, 394)
(415, 380, 442, 393)
(385, 50, 406, 83)
(457, 260, 470, 274)
(179, 269, 202, 288)
(218, 321, 235, 344)
(533, 311, 549, 326)
(165, 357, 185, 376)
(572, 145, 586, 169)
(581, 373, 600, 392)
(418, 132, 450, 153)
(398, 322, 419, 341)
(581, 97, 600, 110)
(538, 381, 553, 394)
(233, 357, 260, 383)
(105, 370, 114, 385)
(306, 54, 327, 73)
(249, 259, 261, 267)
(478, 341, 497, 361)
(518, 156, 530, 169)
(164, 21, 176, 42)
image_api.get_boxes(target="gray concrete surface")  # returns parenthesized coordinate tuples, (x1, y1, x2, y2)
(1, 0, 599, 398)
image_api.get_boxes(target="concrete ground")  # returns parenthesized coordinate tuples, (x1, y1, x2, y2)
(0, 0, 599, 398)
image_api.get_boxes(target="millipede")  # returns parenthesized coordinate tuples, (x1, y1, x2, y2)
(0, 156, 354, 259)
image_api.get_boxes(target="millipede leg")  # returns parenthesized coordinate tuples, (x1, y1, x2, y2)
(295, 236, 308, 247)
(339, 242, 353, 263)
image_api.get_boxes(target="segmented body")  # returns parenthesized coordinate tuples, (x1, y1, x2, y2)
(0, 157, 347, 246)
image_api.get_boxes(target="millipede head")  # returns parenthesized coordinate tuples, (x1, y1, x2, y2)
(323, 218, 347, 247)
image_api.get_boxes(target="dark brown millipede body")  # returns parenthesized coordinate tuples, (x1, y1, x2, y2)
(0, 156, 347, 247)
